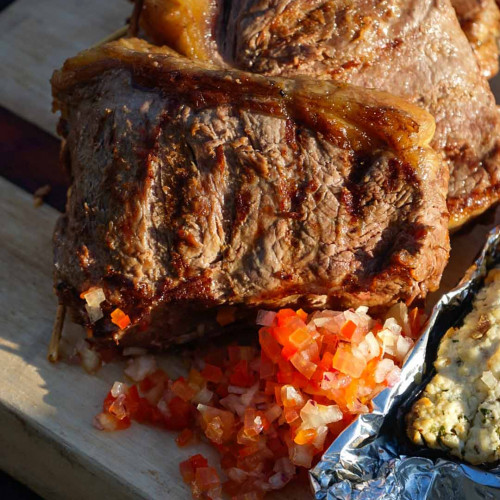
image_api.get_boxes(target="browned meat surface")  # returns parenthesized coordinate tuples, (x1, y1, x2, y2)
(139, 0, 500, 229)
(451, 0, 500, 79)
(51, 39, 449, 347)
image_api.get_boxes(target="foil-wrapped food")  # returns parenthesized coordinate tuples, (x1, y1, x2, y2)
(311, 226, 500, 500)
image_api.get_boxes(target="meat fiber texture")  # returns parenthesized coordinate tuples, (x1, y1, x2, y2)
(451, 0, 500, 79)
(51, 39, 449, 347)
(139, 0, 500, 229)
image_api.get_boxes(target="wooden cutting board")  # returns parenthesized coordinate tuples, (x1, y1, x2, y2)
(0, 1, 499, 499)
(0, 176, 311, 499)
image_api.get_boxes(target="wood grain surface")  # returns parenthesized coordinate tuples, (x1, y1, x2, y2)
(0, 0, 129, 135)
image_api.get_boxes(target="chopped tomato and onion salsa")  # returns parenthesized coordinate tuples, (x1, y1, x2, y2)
(91, 304, 423, 499)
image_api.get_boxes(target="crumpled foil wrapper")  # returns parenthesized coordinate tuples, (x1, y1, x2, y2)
(310, 226, 500, 500)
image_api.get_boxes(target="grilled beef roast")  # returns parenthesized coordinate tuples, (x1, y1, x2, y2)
(138, 0, 500, 228)
(51, 39, 449, 347)
(451, 0, 500, 78)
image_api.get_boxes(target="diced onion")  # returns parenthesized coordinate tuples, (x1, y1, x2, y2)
(383, 317, 403, 335)
(85, 304, 103, 323)
(95, 303, 421, 498)
(219, 394, 247, 417)
(111, 381, 128, 398)
(289, 443, 314, 467)
(386, 365, 401, 387)
(82, 287, 106, 308)
(76, 339, 101, 374)
(396, 335, 413, 362)
(240, 383, 259, 406)
(265, 404, 282, 423)
(256, 310, 277, 326)
(124, 355, 156, 382)
(374, 358, 395, 384)
(93, 412, 117, 431)
(364, 332, 380, 359)
(312, 425, 329, 450)
(377, 328, 399, 356)
(385, 302, 411, 336)
(300, 400, 342, 427)
(192, 387, 214, 405)
(481, 370, 497, 389)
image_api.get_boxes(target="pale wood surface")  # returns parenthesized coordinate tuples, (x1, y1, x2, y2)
(0, 0, 128, 135)
(0, 177, 309, 499)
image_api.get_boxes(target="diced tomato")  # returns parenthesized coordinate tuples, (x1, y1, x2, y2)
(164, 396, 193, 431)
(259, 328, 282, 363)
(291, 371, 309, 389)
(322, 333, 339, 352)
(296, 309, 308, 322)
(201, 363, 223, 383)
(102, 391, 116, 413)
(275, 309, 297, 326)
(110, 308, 131, 329)
(176, 428, 194, 447)
(194, 466, 221, 494)
(179, 454, 209, 483)
(139, 376, 154, 393)
(125, 385, 140, 417)
(259, 351, 275, 379)
(133, 397, 152, 423)
(344, 381, 358, 409)
(264, 380, 279, 396)
(215, 383, 229, 398)
(97, 303, 412, 499)
(318, 351, 334, 371)
(229, 360, 255, 388)
(281, 343, 298, 361)
(288, 327, 311, 349)
(340, 320, 357, 339)
(172, 377, 197, 402)
(332, 345, 366, 378)
(294, 428, 317, 445)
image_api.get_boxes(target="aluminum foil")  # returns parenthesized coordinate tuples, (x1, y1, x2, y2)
(310, 226, 500, 500)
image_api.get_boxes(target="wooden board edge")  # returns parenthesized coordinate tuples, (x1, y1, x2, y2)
(0, 401, 148, 500)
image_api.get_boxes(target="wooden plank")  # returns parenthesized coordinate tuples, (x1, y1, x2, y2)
(0, 0, 128, 135)
(0, 106, 68, 212)
(0, 176, 310, 499)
